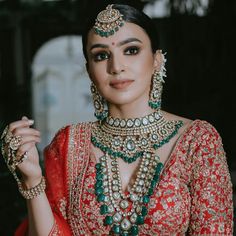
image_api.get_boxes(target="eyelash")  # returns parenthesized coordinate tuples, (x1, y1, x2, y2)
(124, 46, 140, 55)
(92, 46, 140, 62)
(93, 51, 110, 62)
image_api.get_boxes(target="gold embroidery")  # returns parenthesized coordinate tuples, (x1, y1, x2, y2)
(58, 197, 67, 220)
(67, 123, 92, 235)
(50, 220, 61, 236)
(59, 120, 232, 235)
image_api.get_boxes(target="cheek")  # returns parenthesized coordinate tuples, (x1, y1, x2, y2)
(132, 57, 154, 79)
(131, 51, 154, 71)
(87, 62, 105, 82)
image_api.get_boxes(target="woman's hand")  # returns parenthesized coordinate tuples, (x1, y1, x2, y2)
(6, 116, 42, 188)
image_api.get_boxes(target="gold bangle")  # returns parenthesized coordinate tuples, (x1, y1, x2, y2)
(18, 176, 46, 200)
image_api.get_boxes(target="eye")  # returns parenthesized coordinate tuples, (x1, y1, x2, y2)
(93, 51, 110, 62)
(124, 46, 140, 55)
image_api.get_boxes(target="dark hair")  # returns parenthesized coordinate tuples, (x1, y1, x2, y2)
(82, 3, 160, 62)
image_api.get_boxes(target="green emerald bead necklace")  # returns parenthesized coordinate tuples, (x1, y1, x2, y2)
(92, 110, 183, 235)
(94, 151, 164, 235)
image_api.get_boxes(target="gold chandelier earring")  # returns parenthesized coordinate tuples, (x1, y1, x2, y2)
(148, 52, 167, 110)
(91, 82, 108, 120)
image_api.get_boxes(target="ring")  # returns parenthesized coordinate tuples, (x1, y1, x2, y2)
(4, 130, 14, 144)
(1, 125, 12, 158)
(5, 151, 27, 172)
(9, 135, 22, 151)
(18, 151, 28, 164)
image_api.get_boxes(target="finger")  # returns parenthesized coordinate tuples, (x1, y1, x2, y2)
(13, 127, 40, 137)
(9, 119, 34, 132)
(20, 135, 41, 146)
(22, 116, 28, 121)
(16, 142, 38, 159)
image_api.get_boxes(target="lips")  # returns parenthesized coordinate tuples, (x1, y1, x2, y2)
(110, 79, 134, 89)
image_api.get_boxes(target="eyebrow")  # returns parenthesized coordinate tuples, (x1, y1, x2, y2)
(89, 37, 142, 51)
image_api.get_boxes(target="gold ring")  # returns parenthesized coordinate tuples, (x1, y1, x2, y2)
(4, 131, 14, 144)
(6, 151, 28, 172)
(9, 135, 22, 151)
(18, 151, 28, 164)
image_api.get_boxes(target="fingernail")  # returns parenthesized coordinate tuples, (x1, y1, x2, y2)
(28, 120, 34, 125)
(22, 116, 28, 120)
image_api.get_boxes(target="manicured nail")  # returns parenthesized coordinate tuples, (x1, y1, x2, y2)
(28, 120, 34, 125)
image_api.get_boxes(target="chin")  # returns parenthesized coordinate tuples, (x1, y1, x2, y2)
(107, 95, 144, 107)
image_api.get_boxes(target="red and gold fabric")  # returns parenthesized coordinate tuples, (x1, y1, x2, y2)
(15, 120, 233, 235)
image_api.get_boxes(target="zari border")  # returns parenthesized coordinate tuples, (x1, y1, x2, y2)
(49, 218, 61, 236)
(67, 122, 92, 235)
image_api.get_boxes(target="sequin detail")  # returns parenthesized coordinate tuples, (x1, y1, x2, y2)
(32, 120, 233, 235)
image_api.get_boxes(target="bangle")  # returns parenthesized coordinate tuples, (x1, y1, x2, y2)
(1, 126, 45, 199)
(18, 176, 46, 200)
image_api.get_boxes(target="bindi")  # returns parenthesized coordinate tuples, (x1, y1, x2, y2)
(112, 42, 115, 45)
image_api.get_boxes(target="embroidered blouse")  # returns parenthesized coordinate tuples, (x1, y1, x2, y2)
(15, 120, 233, 235)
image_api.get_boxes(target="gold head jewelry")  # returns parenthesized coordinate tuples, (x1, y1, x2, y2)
(93, 4, 124, 37)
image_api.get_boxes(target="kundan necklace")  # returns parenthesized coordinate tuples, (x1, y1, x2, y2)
(91, 111, 183, 235)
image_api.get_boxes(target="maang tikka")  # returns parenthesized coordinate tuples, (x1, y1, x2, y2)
(93, 4, 124, 37)
(91, 83, 108, 120)
(149, 51, 167, 110)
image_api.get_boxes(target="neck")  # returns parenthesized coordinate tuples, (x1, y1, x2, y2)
(108, 98, 155, 119)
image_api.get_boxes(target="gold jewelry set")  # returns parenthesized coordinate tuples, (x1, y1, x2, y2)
(1, 126, 26, 172)
(149, 52, 167, 110)
(18, 176, 46, 200)
(92, 111, 183, 235)
(91, 5, 183, 235)
(91, 82, 108, 120)
(92, 111, 182, 163)
(0, 126, 45, 199)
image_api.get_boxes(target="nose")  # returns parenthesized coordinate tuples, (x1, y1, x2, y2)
(108, 54, 125, 75)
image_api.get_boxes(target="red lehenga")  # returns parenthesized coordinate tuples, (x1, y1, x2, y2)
(15, 120, 233, 235)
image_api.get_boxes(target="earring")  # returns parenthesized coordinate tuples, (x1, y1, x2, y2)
(91, 83, 108, 120)
(149, 52, 167, 110)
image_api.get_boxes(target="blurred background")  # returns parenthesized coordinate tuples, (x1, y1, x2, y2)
(0, 0, 235, 235)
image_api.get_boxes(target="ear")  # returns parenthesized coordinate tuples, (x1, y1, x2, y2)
(153, 50, 163, 72)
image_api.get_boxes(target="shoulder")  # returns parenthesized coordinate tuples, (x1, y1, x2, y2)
(52, 122, 93, 142)
(181, 120, 223, 158)
(185, 119, 222, 148)
(162, 110, 221, 144)
(181, 120, 226, 170)
(44, 122, 93, 155)
(68, 121, 93, 135)
(162, 111, 225, 161)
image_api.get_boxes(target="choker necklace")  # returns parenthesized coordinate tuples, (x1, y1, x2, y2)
(91, 111, 183, 163)
(91, 111, 183, 235)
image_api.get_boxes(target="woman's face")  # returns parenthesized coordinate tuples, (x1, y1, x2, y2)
(86, 22, 160, 108)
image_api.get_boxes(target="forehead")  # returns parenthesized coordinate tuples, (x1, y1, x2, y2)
(86, 22, 151, 48)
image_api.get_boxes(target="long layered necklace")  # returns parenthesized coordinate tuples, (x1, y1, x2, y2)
(91, 111, 183, 235)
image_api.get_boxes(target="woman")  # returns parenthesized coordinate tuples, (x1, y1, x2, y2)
(0, 3, 233, 236)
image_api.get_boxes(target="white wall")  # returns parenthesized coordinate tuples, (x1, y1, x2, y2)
(32, 36, 95, 153)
